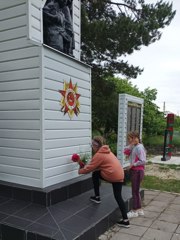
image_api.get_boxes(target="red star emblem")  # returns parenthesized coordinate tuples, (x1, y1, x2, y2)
(59, 79, 81, 119)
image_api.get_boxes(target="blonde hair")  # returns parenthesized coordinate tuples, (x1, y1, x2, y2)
(92, 136, 106, 148)
(127, 131, 140, 140)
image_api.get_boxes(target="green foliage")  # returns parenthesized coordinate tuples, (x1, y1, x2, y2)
(81, 0, 175, 78)
(81, 1, 175, 139)
(141, 175, 180, 193)
(173, 131, 180, 146)
(174, 116, 180, 131)
(141, 88, 166, 136)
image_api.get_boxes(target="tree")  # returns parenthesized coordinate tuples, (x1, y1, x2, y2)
(81, 0, 175, 135)
(141, 87, 166, 136)
(81, 0, 176, 78)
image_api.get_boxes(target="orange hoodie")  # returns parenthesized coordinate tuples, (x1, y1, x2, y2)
(79, 145, 124, 182)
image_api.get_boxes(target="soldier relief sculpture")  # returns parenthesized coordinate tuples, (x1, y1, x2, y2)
(43, 0, 75, 56)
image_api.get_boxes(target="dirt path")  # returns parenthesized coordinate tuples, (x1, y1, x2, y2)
(145, 163, 180, 180)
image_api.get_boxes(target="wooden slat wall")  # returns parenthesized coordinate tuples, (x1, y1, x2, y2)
(43, 46, 91, 187)
(0, 0, 42, 187)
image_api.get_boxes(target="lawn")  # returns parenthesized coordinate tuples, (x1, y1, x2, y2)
(142, 175, 180, 193)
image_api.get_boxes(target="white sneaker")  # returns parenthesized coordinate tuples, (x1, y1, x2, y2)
(127, 210, 138, 218)
(137, 209, 144, 216)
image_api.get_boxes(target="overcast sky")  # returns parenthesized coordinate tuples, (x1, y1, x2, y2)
(125, 0, 180, 115)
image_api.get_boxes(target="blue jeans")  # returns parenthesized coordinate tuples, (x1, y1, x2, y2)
(130, 170, 144, 210)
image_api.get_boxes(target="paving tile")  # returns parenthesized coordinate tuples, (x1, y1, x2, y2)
(144, 190, 160, 196)
(167, 204, 180, 212)
(176, 225, 180, 234)
(171, 233, 180, 240)
(158, 211, 180, 224)
(148, 200, 169, 208)
(141, 210, 160, 220)
(142, 228, 173, 240)
(118, 224, 147, 237)
(153, 194, 176, 203)
(2, 216, 32, 229)
(26, 222, 58, 238)
(59, 214, 94, 235)
(36, 212, 59, 229)
(0, 199, 30, 215)
(15, 204, 48, 221)
(130, 217, 153, 227)
(150, 220, 178, 233)
(0, 212, 8, 222)
(110, 232, 140, 240)
(172, 196, 180, 205)
(52, 229, 75, 240)
(48, 206, 72, 224)
(144, 205, 165, 213)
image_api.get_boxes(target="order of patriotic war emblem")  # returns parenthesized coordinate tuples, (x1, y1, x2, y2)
(59, 79, 81, 119)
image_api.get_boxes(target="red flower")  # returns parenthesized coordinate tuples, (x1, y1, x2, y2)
(71, 153, 80, 162)
(124, 149, 131, 156)
(71, 154, 85, 168)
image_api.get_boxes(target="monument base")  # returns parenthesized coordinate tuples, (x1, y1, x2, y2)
(0, 175, 93, 206)
(0, 182, 144, 240)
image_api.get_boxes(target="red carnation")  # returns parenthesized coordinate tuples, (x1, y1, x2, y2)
(71, 154, 85, 168)
(71, 153, 80, 162)
(124, 149, 131, 156)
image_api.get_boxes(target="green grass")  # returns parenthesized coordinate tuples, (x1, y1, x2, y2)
(141, 175, 180, 193)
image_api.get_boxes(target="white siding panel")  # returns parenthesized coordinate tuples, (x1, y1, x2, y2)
(45, 137, 90, 150)
(0, 79, 39, 91)
(45, 129, 90, 140)
(44, 99, 90, 113)
(0, 3, 26, 21)
(0, 130, 40, 140)
(0, 1, 43, 188)
(0, 100, 40, 111)
(0, 58, 40, 72)
(44, 170, 79, 187)
(45, 164, 76, 178)
(0, 38, 32, 53)
(0, 68, 39, 81)
(73, 0, 81, 60)
(28, 0, 42, 44)
(0, 156, 40, 169)
(44, 58, 90, 82)
(0, 165, 40, 179)
(45, 144, 90, 160)
(0, 47, 40, 62)
(0, 138, 40, 150)
(45, 156, 71, 168)
(45, 120, 90, 130)
(0, 120, 40, 130)
(44, 89, 90, 102)
(0, 173, 41, 187)
(44, 110, 90, 122)
(0, 110, 40, 120)
(0, 90, 39, 101)
(0, 0, 26, 10)
(0, 27, 27, 42)
(0, 15, 27, 32)
(0, 147, 40, 160)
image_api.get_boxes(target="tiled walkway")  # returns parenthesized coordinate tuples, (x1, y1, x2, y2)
(0, 183, 133, 240)
(99, 190, 180, 240)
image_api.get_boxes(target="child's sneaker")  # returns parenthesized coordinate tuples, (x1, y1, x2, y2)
(90, 196, 101, 204)
(127, 210, 138, 218)
(137, 209, 144, 216)
(117, 219, 130, 228)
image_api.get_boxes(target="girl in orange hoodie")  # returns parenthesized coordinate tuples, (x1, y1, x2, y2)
(78, 136, 130, 228)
